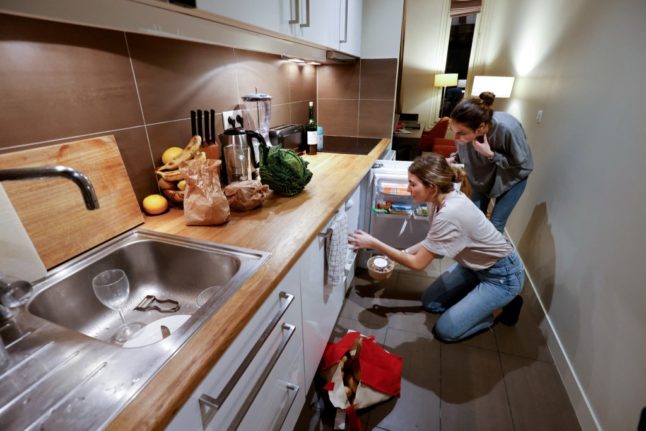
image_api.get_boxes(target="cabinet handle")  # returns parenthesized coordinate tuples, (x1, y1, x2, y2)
(300, 0, 311, 28)
(198, 292, 294, 429)
(340, 0, 349, 43)
(228, 323, 296, 430)
(270, 383, 301, 431)
(289, 0, 300, 24)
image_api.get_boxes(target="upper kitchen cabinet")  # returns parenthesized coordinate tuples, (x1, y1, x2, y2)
(337, 0, 362, 57)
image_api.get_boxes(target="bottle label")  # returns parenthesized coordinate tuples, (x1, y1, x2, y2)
(307, 131, 318, 146)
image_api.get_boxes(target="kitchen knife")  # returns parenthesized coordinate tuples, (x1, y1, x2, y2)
(210, 109, 216, 142)
(190, 110, 197, 136)
(197, 109, 203, 140)
(204, 110, 210, 144)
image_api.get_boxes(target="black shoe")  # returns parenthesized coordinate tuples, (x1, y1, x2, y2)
(498, 295, 523, 326)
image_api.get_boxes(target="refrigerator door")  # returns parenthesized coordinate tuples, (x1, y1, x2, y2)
(367, 161, 429, 250)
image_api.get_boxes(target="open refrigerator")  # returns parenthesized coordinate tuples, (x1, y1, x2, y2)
(358, 160, 429, 267)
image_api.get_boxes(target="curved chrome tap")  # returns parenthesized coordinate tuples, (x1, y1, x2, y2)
(0, 166, 99, 210)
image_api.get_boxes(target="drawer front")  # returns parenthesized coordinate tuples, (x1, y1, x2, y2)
(237, 329, 305, 431)
(167, 265, 301, 431)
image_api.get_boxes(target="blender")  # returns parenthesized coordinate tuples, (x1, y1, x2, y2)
(241, 92, 272, 162)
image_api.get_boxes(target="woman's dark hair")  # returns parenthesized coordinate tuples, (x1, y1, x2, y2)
(450, 91, 496, 131)
(409, 152, 461, 194)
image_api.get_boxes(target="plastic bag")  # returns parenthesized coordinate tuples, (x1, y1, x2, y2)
(223, 180, 271, 211)
(180, 159, 230, 225)
(320, 331, 403, 430)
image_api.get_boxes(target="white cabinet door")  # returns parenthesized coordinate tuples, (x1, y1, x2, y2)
(337, 0, 362, 56)
(298, 0, 341, 49)
(300, 216, 346, 392)
(196, 0, 284, 34)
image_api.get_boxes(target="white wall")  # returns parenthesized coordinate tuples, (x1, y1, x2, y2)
(361, 0, 404, 58)
(473, 0, 646, 429)
(399, 0, 451, 125)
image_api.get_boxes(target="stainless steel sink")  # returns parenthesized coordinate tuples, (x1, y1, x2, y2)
(28, 230, 256, 345)
(0, 229, 269, 430)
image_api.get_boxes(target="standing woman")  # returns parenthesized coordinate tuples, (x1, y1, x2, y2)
(348, 153, 525, 343)
(450, 91, 533, 232)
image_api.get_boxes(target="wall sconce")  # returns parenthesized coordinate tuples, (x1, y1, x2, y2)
(434, 73, 458, 117)
(471, 76, 515, 98)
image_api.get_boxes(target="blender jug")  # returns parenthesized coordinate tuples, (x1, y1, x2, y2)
(242, 92, 272, 162)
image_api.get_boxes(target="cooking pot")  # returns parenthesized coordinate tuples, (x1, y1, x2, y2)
(218, 128, 265, 184)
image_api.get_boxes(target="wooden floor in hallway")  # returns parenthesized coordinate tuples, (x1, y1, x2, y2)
(294, 258, 581, 431)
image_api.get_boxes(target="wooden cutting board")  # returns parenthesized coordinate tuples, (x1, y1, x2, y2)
(0, 135, 144, 269)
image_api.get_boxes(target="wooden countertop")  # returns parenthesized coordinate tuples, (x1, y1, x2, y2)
(107, 139, 390, 430)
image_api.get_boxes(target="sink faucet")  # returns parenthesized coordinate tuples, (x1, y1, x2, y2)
(0, 166, 99, 210)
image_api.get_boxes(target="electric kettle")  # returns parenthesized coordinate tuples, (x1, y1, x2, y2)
(218, 127, 265, 185)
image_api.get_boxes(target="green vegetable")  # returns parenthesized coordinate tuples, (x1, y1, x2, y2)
(259, 142, 313, 196)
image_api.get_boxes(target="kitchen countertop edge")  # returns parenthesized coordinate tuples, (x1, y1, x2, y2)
(107, 139, 390, 430)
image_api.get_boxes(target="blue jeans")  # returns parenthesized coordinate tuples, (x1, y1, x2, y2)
(471, 177, 528, 232)
(421, 252, 525, 342)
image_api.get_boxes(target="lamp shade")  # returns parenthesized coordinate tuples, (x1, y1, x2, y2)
(471, 76, 515, 98)
(434, 73, 459, 88)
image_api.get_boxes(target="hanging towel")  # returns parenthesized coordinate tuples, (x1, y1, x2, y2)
(327, 209, 348, 286)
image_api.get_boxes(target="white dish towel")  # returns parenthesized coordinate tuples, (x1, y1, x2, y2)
(327, 209, 348, 286)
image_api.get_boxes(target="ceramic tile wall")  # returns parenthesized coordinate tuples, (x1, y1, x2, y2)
(318, 58, 398, 139)
(0, 13, 316, 202)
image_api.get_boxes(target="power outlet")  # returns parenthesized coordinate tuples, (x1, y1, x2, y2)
(223, 110, 243, 130)
(536, 110, 544, 124)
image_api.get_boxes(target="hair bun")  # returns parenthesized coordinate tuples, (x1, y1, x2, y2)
(479, 91, 496, 106)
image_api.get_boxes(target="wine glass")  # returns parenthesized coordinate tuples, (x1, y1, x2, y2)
(92, 269, 144, 343)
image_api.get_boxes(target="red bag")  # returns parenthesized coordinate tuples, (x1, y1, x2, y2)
(319, 331, 403, 430)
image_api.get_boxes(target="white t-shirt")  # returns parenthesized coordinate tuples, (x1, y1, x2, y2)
(420, 190, 512, 270)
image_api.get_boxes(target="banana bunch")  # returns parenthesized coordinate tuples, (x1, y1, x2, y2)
(156, 135, 205, 203)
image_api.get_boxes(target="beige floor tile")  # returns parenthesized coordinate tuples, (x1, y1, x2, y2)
(441, 343, 514, 431)
(500, 353, 581, 431)
(494, 301, 553, 363)
(366, 328, 441, 431)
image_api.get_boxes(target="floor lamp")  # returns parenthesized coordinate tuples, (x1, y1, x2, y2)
(434, 73, 458, 118)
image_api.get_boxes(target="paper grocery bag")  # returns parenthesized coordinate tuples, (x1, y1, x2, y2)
(181, 159, 230, 225)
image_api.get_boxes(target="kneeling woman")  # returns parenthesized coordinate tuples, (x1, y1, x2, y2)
(348, 153, 525, 342)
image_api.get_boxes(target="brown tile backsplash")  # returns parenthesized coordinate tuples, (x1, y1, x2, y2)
(360, 58, 398, 100)
(1, 13, 399, 206)
(359, 100, 395, 138)
(317, 59, 398, 138)
(126, 33, 239, 123)
(319, 100, 359, 137)
(0, 13, 319, 204)
(318, 63, 360, 99)
(0, 14, 142, 148)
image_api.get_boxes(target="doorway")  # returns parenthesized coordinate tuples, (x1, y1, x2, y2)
(441, 14, 476, 117)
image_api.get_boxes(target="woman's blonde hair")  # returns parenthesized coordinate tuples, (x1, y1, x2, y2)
(409, 153, 462, 194)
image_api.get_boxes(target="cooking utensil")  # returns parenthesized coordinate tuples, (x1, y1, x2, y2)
(204, 110, 210, 144)
(210, 109, 216, 142)
(190, 110, 197, 136)
(197, 109, 203, 140)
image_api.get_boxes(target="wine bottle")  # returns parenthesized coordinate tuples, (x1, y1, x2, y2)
(306, 101, 318, 155)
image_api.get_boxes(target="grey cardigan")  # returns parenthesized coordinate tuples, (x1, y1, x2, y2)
(455, 111, 533, 197)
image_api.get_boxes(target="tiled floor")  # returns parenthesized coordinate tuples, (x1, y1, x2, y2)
(294, 258, 581, 431)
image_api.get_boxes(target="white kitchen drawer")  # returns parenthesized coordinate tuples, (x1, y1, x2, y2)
(167, 264, 302, 431)
(237, 325, 304, 431)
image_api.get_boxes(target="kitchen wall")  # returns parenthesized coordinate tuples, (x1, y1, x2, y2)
(0, 13, 396, 204)
(318, 59, 398, 138)
(466, 0, 646, 429)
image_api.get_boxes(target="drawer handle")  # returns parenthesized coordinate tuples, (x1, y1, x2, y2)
(198, 292, 294, 429)
(228, 323, 296, 430)
(340, 0, 349, 43)
(300, 0, 311, 28)
(289, 0, 300, 24)
(271, 383, 301, 431)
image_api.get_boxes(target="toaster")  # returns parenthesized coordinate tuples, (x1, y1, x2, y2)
(269, 124, 306, 152)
